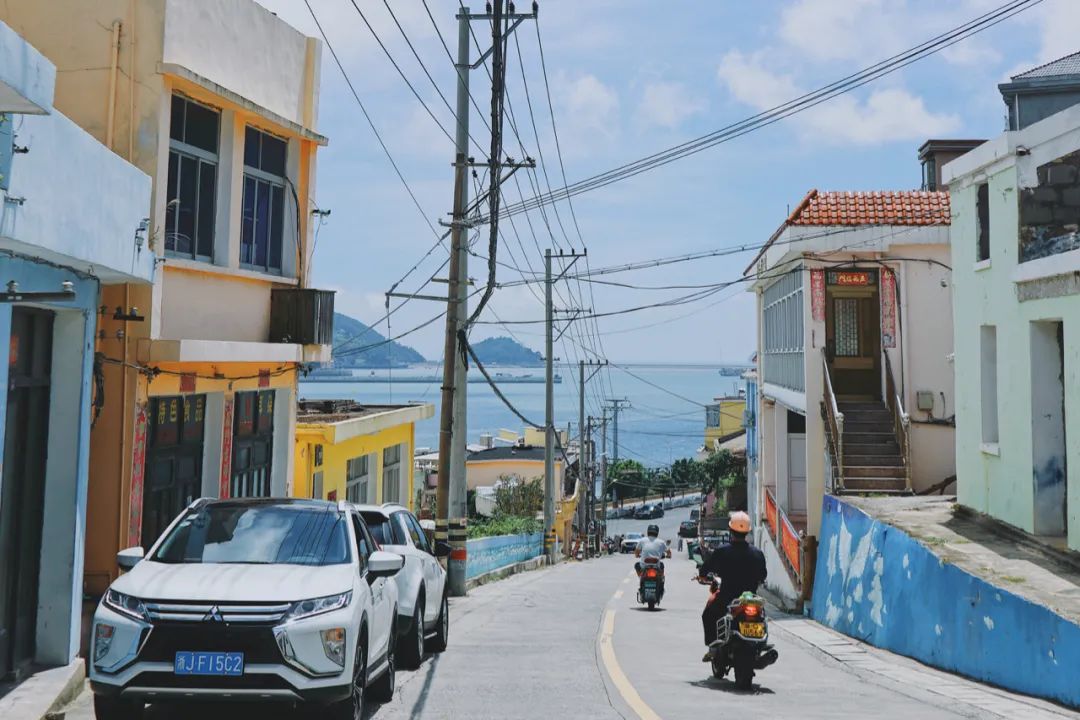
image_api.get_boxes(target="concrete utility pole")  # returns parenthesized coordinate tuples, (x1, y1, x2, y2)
(600, 412, 608, 533)
(544, 248, 586, 561)
(605, 398, 631, 463)
(436, 7, 474, 598)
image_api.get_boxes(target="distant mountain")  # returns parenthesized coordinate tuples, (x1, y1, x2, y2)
(472, 336, 543, 366)
(331, 312, 426, 368)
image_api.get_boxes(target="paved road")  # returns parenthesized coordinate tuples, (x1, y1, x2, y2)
(66, 506, 1078, 719)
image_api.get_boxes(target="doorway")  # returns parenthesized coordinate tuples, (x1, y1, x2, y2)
(1031, 321, 1067, 537)
(824, 269, 882, 399)
(786, 411, 807, 515)
(142, 395, 206, 547)
(0, 308, 54, 680)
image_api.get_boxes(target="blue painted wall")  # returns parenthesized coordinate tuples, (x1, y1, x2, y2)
(811, 495, 1080, 708)
(466, 532, 543, 580)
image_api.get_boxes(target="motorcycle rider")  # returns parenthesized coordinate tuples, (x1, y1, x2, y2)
(696, 511, 766, 661)
(634, 524, 671, 574)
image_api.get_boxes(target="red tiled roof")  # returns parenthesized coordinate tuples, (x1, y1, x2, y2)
(788, 189, 951, 226)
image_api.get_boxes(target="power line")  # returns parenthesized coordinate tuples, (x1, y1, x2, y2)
(492, 0, 1042, 219)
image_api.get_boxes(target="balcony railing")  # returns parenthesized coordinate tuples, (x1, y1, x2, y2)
(764, 486, 802, 589)
(269, 288, 335, 345)
(883, 351, 912, 492)
(822, 349, 845, 492)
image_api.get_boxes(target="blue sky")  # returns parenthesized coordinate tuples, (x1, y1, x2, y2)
(256, 0, 1077, 364)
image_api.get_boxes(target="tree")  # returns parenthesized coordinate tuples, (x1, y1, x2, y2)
(608, 459, 646, 505)
(493, 475, 544, 518)
(670, 458, 707, 494)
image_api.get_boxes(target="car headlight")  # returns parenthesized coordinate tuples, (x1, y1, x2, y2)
(104, 589, 149, 622)
(320, 628, 347, 667)
(284, 592, 352, 622)
(94, 624, 116, 663)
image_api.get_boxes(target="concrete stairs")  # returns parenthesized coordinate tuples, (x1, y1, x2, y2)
(837, 401, 909, 494)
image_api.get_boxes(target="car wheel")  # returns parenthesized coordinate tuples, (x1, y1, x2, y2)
(400, 600, 425, 670)
(427, 593, 448, 653)
(93, 694, 144, 720)
(327, 639, 366, 720)
(368, 617, 396, 703)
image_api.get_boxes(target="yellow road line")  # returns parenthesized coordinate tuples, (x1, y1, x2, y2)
(599, 610, 663, 720)
(613, 590, 624, 600)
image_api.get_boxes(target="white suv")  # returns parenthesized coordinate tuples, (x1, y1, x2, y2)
(90, 498, 403, 719)
(353, 504, 449, 669)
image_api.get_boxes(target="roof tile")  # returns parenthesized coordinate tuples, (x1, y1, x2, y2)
(788, 189, 950, 227)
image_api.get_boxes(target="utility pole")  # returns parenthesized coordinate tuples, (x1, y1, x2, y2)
(435, 7, 474, 598)
(605, 398, 631, 463)
(600, 411, 608, 533)
(544, 248, 587, 562)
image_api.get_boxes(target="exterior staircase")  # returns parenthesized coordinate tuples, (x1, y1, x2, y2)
(836, 400, 909, 493)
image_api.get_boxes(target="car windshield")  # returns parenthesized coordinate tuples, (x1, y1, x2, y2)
(627, 533, 643, 539)
(152, 502, 351, 566)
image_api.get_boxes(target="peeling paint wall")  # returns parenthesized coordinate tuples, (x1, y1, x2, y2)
(466, 533, 543, 580)
(812, 496, 1080, 708)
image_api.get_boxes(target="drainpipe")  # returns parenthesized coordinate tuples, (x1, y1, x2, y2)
(128, 0, 137, 161)
(105, 20, 122, 150)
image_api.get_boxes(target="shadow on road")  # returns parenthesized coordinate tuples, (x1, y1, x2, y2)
(630, 606, 668, 613)
(687, 677, 775, 696)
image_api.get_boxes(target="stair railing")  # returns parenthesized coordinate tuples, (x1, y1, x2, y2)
(821, 349, 845, 492)
(883, 351, 912, 492)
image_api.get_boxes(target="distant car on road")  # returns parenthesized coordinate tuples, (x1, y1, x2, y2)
(678, 520, 697, 538)
(620, 532, 645, 553)
(633, 504, 664, 520)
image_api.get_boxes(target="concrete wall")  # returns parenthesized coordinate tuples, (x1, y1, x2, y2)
(466, 532, 544, 580)
(812, 495, 1080, 708)
(465, 458, 562, 491)
(0, 18, 54, 114)
(0, 107, 154, 283)
(947, 104, 1080, 551)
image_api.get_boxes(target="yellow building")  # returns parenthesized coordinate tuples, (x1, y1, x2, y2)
(1, 0, 334, 595)
(705, 396, 747, 451)
(294, 401, 435, 510)
(465, 446, 564, 491)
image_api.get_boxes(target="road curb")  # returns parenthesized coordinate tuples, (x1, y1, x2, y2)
(465, 555, 548, 590)
(0, 660, 85, 720)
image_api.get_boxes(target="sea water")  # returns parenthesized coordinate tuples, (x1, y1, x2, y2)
(299, 364, 744, 467)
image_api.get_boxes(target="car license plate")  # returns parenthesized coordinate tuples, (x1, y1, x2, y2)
(174, 651, 244, 676)
(739, 622, 766, 639)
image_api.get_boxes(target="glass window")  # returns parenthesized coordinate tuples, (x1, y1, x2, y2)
(166, 95, 219, 261)
(406, 514, 431, 553)
(152, 503, 350, 566)
(346, 455, 371, 504)
(834, 298, 860, 357)
(241, 126, 288, 274)
(360, 511, 402, 547)
(350, 515, 368, 572)
(382, 444, 403, 504)
(232, 391, 275, 498)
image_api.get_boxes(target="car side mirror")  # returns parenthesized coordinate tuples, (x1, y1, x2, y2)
(117, 546, 144, 570)
(368, 550, 405, 579)
(433, 541, 452, 558)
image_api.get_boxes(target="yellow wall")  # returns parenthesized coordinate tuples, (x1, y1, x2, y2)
(706, 398, 746, 446)
(465, 458, 563, 491)
(295, 422, 416, 509)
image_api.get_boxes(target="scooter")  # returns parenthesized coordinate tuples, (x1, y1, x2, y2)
(636, 556, 665, 610)
(698, 575, 778, 689)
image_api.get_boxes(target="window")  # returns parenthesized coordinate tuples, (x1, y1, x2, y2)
(976, 182, 990, 262)
(382, 444, 403, 504)
(350, 515, 369, 572)
(153, 503, 349, 566)
(980, 325, 999, 445)
(405, 513, 431, 554)
(231, 390, 275, 497)
(705, 405, 720, 428)
(241, 126, 288, 274)
(166, 95, 219, 261)
(833, 298, 861, 357)
(346, 455, 372, 504)
(311, 471, 323, 500)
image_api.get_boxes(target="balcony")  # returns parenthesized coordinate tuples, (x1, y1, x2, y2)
(0, 20, 54, 115)
(269, 288, 334, 346)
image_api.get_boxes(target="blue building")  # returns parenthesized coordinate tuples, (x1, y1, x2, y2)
(0, 21, 152, 683)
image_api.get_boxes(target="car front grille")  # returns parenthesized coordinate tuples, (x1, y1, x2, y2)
(126, 671, 294, 691)
(144, 600, 290, 624)
(139, 622, 283, 665)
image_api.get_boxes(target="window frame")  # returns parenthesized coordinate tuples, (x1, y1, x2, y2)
(240, 125, 289, 275)
(346, 455, 372, 504)
(382, 444, 404, 504)
(166, 95, 220, 262)
(976, 182, 990, 263)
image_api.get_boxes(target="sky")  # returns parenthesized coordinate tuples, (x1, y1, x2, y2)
(255, 0, 1078, 364)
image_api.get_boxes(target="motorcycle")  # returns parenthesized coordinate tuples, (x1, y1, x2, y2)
(698, 574, 778, 689)
(636, 556, 665, 610)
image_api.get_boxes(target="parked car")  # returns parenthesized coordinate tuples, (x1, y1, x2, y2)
(678, 520, 698, 538)
(89, 498, 404, 720)
(634, 504, 664, 519)
(354, 503, 451, 669)
(620, 532, 645, 553)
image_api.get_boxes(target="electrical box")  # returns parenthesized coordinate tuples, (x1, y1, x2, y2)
(916, 391, 936, 412)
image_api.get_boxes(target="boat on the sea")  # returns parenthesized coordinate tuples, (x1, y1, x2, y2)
(719, 366, 749, 377)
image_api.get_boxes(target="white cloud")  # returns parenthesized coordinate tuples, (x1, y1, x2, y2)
(637, 82, 706, 129)
(558, 73, 620, 150)
(716, 51, 960, 145)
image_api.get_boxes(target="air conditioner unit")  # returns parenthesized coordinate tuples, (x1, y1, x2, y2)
(270, 288, 335, 345)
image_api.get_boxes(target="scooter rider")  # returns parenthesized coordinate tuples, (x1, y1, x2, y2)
(634, 524, 671, 573)
(696, 511, 766, 661)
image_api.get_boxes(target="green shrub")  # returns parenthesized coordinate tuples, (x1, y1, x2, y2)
(468, 516, 542, 539)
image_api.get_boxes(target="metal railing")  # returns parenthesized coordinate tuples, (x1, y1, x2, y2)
(764, 486, 802, 588)
(821, 349, 845, 492)
(883, 352, 912, 492)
